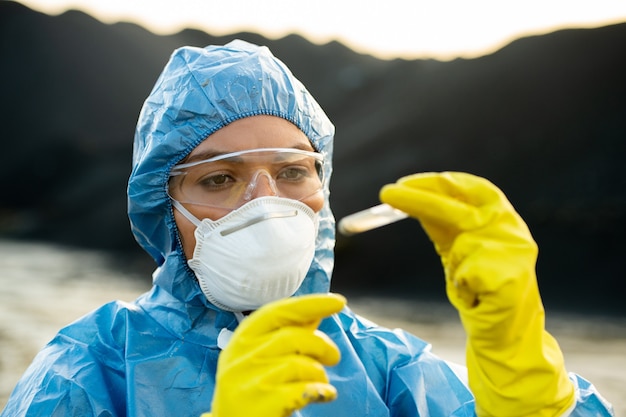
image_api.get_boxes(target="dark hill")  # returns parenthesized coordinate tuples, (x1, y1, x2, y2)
(1, 1, 625, 314)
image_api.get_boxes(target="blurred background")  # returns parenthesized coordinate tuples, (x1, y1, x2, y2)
(1, 0, 625, 412)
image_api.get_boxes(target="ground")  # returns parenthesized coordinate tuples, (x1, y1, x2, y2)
(1, 240, 623, 414)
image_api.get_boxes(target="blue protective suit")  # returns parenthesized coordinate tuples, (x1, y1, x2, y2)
(2, 40, 614, 417)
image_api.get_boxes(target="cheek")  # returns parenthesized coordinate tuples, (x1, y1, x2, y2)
(304, 192, 325, 213)
(173, 210, 197, 260)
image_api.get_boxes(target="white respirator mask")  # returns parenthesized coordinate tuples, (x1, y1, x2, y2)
(171, 196, 318, 312)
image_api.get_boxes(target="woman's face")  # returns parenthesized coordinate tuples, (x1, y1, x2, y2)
(170, 115, 324, 259)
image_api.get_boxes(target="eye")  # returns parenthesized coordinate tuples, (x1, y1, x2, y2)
(278, 166, 312, 182)
(198, 173, 235, 189)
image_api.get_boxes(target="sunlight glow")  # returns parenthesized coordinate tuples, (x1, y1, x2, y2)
(16, 0, 626, 60)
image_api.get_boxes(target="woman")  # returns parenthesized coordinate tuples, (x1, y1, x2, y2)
(1, 40, 614, 416)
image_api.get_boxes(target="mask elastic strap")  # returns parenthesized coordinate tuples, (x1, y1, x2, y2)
(171, 199, 202, 227)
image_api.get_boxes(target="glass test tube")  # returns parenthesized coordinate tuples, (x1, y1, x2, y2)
(338, 204, 408, 236)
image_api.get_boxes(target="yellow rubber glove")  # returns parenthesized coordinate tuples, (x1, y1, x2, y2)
(201, 293, 346, 417)
(380, 172, 575, 417)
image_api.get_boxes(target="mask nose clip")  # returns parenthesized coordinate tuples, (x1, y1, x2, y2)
(243, 169, 279, 201)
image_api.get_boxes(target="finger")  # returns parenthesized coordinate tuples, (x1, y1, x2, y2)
(260, 354, 331, 385)
(273, 382, 338, 415)
(399, 172, 503, 207)
(301, 382, 337, 404)
(381, 182, 481, 228)
(236, 293, 346, 338)
(380, 173, 499, 231)
(254, 327, 341, 366)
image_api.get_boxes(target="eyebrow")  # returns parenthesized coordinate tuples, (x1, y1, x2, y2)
(184, 150, 225, 164)
(184, 144, 315, 164)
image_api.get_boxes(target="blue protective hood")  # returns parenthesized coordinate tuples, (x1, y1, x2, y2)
(128, 40, 336, 307)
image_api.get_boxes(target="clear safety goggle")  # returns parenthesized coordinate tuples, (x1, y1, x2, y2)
(168, 148, 324, 210)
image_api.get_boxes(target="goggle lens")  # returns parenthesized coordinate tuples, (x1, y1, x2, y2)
(168, 148, 324, 210)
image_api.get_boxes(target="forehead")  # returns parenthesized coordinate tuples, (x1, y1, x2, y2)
(188, 115, 313, 160)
